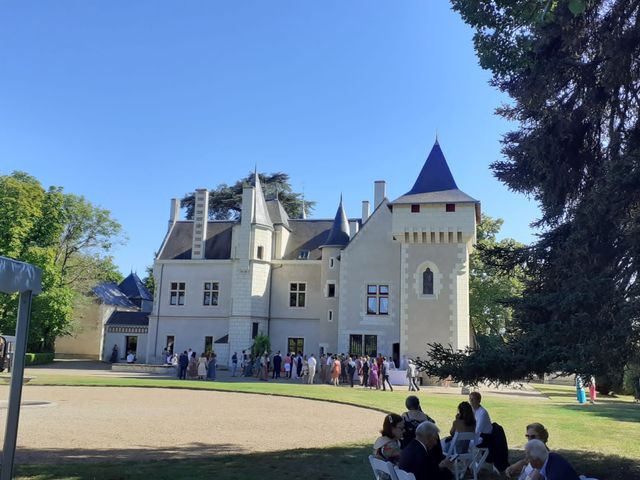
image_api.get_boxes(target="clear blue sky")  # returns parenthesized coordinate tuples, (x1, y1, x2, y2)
(0, 1, 538, 276)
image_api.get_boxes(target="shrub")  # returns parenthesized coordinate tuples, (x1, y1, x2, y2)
(24, 352, 55, 365)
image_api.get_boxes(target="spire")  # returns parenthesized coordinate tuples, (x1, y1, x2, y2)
(321, 195, 350, 248)
(404, 140, 457, 195)
(252, 171, 273, 227)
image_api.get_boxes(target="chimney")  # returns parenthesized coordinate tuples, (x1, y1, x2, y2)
(361, 200, 370, 223)
(374, 181, 386, 208)
(191, 189, 209, 260)
(169, 198, 180, 228)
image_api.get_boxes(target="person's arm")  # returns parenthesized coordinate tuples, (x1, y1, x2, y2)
(505, 459, 527, 478)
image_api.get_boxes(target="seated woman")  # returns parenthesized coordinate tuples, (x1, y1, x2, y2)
(373, 413, 404, 464)
(401, 395, 436, 448)
(505, 423, 549, 479)
(441, 401, 476, 454)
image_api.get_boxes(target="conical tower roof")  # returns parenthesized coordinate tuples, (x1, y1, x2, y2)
(252, 171, 273, 228)
(392, 140, 478, 205)
(118, 272, 153, 301)
(321, 196, 351, 248)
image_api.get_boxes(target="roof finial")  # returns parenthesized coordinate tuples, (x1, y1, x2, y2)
(435, 129, 439, 145)
(301, 186, 306, 219)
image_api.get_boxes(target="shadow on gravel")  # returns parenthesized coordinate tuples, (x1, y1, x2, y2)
(12, 444, 638, 480)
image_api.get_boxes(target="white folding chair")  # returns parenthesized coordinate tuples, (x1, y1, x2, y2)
(368, 455, 399, 480)
(447, 431, 488, 480)
(393, 465, 416, 480)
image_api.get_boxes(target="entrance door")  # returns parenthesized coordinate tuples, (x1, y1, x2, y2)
(392, 343, 400, 369)
(125, 336, 138, 360)
(287, 337, 304, 355)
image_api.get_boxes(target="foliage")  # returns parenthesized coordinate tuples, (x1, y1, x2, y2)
(24, 352, 55, 365)
(469, 214, 526, 335)
(142, 265, 155, 296)
(429, 0, 640, 389)
(181, 171, 315, 220)
(251, 334, 271, 358)
(0, 171, 124, 351)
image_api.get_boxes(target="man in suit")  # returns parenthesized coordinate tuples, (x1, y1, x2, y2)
(178, 351, 189, 380)
(398, 421, 453, 480)
(525, 439, 579, 480)
(272, 351, 282, 379)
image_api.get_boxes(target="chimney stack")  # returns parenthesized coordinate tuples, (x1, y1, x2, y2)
(374, 181, 386, 208)
(191, 189, 209, 259)
(362, 200, 370, 223)
(169, 198, 180, 228)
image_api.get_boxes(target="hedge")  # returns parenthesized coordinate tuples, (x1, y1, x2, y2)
(24, 352, 55, 365)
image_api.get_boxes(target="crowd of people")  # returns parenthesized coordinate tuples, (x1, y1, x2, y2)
(373, 392, 582, 480)
(236, 350, 406, 389)
(163, 348, 218, 381)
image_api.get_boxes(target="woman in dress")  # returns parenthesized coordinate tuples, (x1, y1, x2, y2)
(576, 375, 587, 404)
(302, 355, 309, 383)
(284, 353, 291, 378)
(206, 352, 217, 381)
(369, 359, 379, 389)
(442, 401, 475, 453)
(361, 356, 370, 387)
(589, 375, 597, 404)
(373, 413, 404, 464)
(331, 355, 341, 386)
(197, 353, 208, 380)
(187, 352, 198, 379)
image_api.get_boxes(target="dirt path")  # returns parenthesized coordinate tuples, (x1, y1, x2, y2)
(0, 386, 382, 464)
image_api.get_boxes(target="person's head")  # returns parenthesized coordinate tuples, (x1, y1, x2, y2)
(380, 413, 404, 440)
(468, 391, 482, 409)
(525, 439, 549, 469)
(405, 395, 422, 412)
(457, 401, 476, 426)
(415, 421, 440, 448)
(525, 423, 549, 444)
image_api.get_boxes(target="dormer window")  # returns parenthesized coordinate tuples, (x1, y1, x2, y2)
(446, 204, 456, 212)
(411, 204, 420, 213)
(298, 250, 310, 260)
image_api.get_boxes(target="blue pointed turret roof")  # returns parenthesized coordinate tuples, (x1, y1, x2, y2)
(118, 272, 153, 301)
(392, 140, 479, 205)
(321, 196, 351, 248)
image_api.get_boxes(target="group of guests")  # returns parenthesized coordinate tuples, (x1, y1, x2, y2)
(175, 349, 217, 381)
(238, 350, 399, 390)
(373, 392, 581, 480)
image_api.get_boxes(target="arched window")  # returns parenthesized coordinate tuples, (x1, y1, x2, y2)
(422, 268, 434, 295)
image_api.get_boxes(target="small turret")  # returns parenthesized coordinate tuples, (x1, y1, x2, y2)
(321, 196, 351, 248)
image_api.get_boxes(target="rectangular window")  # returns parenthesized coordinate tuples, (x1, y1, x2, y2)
(289, 282, 306, 307)
(288, 337, 304, 354)
(327, 282, 336, 298)
(446, 203, 456, 212)
(328, 310, 333, 322)
(169, 282, 186, 306)
(349, 334, 378, 357)
(349, 334, 363, 356)
(204, 336, 213, 354)
(366, 284, 389, 315)
(202, 282, 219, 306)
(298, 250, 310, 260)
(257, 245, 264, 259)
(330, 257, 335, 268)
(364, 335, 378, 357)
(252, 322, 259, 339)
(411, 204, 420, 213)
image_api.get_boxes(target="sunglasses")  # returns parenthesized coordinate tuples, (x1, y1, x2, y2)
(525, 434, 538, 439)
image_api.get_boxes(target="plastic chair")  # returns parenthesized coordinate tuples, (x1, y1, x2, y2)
(447, 432, 489, 480)
(368, 455, 399, 480)
(393, 465, 416, 480)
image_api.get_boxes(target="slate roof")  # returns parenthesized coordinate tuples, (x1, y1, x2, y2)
(105, 311, 149, 326)
(118, 272, 153, 301)
(158, 221, 234, 260)
(93, 283, 136, 308)
(266, 199, 291, 229)
(321, 197, 351, 248)
(393, 141, 479, 205)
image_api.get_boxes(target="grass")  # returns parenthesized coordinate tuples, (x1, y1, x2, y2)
(11, 374, 640, 479)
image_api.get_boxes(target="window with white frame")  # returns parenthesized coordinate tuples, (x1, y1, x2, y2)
(289, 282, 306, 307)
(327, 282, 336, 298)
(169, 282, 186, 306)
(203, 282, 219, 306)
(366, 284, 389, 315)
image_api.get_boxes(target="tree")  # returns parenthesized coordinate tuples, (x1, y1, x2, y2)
(469, 214, 525, 336)
(0, 171, 124, 351)
(420, 0, 640, 389)
(142, 264, 155, 296)
(180, 172, 315, 220)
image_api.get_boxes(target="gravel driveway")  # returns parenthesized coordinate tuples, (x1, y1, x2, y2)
(0, 386, 382, 464)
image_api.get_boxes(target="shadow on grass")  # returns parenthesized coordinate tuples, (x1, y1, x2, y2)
(559, 402, 640, 423)
(11, 443, 639, 480)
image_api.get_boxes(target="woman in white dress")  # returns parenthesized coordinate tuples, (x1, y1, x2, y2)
(197, 353, 208, 380)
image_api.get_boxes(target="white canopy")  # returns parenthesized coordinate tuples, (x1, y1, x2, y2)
(0, 256, 42, 294)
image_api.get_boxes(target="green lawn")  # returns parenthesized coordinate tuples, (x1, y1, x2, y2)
(11, 375, 640, 479)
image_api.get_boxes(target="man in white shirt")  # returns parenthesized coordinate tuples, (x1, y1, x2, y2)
(307, 354, 317, 384)
(469, 391, 493, 444)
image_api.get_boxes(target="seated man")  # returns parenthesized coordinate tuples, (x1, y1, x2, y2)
(469, 391, 493, 442)
(398, 421, 453, 480)
(524, 439, 579, 480)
